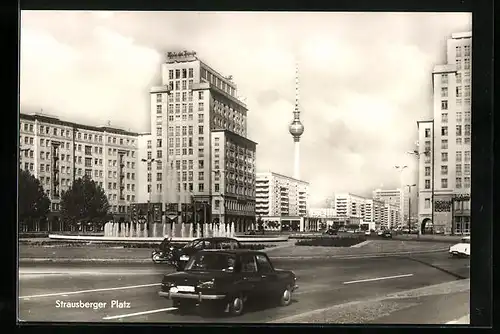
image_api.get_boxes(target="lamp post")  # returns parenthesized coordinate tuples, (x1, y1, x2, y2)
(405, 184, 416, 231)
(394, 165, 408, 229)
(213, 170, 226, 227)
(141, 158, 161, 223)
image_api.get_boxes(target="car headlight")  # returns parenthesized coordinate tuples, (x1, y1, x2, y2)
(179, 255, 190, 261)
(162, 281, 175, 290)
(197, 279, 215, 289)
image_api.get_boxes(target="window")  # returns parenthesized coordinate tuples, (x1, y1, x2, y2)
(255, 254, 273, 273)
(175, 69, 180, 79)
(441, 113, 448, 123)
(441, 165, 448, 175)
(198, 126, 204, 135)
(441, 100, 448, 110)
(198, 183, 204, 192)
(455, 46, 462, 57)
(456, 72, 462, 83)
(441, 73, 448, 84)
(456, 177, 462, 188)
(157, 150, 162, 159)
(441, 126, 448, 136)
(464, 177, 471, 188)
(440, 87, 448, 98)
(464, 137, 471, 144)
(424, 198, 430, 209)
(169, 70, 174, 80)
(425, 128, 431, 138)
(456, 111, 462, 123)
(464, 124, 471, 136)
(464, 163, 471, 175)
(198, 160, 204, 169)
(425, 167, 431, 176)
(456, 137, 462, 145)
(240, 255, 258, 273)
(456, 151, 462, 162)
(182, 68, 187, 79)
(198, 102, 204, 111)
(456, 86, 462, 97)
(198, 91, 204, 100)
(456, 59, 462, 70)
(156, 94, 162, 103)
(456, 125, 462, 136)
(464, 84, 471, 97)
(441, 178, 448, 188)
(147, 151, 152, 159)
(85, 146, 92, 155)
(464, 151, 471, 162)
(157, 139, 162, 148)
(464, 58, 470, 70)
(198, 113, 204, 123)
(425, 180, 431, 189)
(156, 105, 162, 114)
(441, 152, 448, 162)
(188, 68, 194, 78)
(199, 171, 204, 180)
(441, 139, 448, 149)
(157, 173, 162, 181)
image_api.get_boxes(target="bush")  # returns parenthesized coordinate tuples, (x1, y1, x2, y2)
(19, 232, 50, 239)
(295, 236, 367, 247)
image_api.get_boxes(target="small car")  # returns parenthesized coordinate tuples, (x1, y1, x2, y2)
(152, 237, 241, 270)
(323, 228, 338, 235)
(449, 236, 470, 257)
(158, 249, 298, 316)
(379, 230, 392, 238)
(364, 230, 371, 236)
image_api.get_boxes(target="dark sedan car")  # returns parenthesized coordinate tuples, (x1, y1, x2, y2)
(158, 249, 298, 316)
(153, 237, 241, 270)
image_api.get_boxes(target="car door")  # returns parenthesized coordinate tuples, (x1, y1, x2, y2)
(255, 254, 280, 296)
(238, 254, 261, 300)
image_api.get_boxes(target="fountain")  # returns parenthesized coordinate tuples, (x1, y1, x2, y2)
(181, 222, 185, 238)
(203, 224, 208, 238)
(189, 223, 194, 239)
(230, 222, 235, 237)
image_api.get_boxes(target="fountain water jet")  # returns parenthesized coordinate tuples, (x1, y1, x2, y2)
(181, 223, 185, 238)
(230, 222, 235, 237)
(189, 223, 194, 238)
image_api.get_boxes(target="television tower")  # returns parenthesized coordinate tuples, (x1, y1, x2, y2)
(288, 62, 304, 180)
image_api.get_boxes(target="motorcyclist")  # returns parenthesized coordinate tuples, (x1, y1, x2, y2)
(158, 237, 172, 252)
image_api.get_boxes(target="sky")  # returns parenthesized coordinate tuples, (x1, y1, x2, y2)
(20, 11, 472, 207)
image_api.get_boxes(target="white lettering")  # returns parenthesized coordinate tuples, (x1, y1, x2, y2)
(110, 300, 131, 309)
(55, 300, 107, 310)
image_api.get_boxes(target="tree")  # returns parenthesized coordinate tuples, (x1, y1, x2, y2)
(19, 169, 50, 227)
(60, 175, 111, 230)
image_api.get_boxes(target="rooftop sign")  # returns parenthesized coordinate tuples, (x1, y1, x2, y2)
(166, 51, 197, 62)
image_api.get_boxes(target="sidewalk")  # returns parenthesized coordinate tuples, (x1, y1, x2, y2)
(446, 314, 470, 324)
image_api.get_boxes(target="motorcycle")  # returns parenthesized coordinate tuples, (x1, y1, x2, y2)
(151, 237, 179, 267)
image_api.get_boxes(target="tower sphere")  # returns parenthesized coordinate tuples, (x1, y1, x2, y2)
(289, 120, 304, 137)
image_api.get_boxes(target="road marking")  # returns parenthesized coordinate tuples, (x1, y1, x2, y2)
(343, 274, 414, 285)
(19, 283, 161, 299)
(102, 307, 177, 320)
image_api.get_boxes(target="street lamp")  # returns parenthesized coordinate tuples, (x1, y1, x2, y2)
(394, 165, 408, 229)
(141, 158, 162, 223)
(405, 184, 417, 232)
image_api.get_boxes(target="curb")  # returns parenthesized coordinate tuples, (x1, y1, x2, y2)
(18, 248, 448, 264)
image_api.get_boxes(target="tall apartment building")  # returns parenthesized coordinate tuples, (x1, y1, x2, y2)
(372, 188, 405, 228)
(19, 112, 139, 231)
(146, 51, 257, 232)
(255, 171, 309, 231)
(333, 193, 366, 225)
(361, 199, 385, 230)
(417, 32, 472, 235)
(382, 203, 401, 230)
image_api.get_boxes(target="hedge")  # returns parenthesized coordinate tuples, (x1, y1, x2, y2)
(295, 236, 367, 247)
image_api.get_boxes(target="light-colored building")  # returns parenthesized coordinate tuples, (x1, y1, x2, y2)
(416, 31, 471, 235)
(372, 188, 405, 228)
(308, 208, 336, 218)
(19, 112, 140, 231)
(333, 193, 366, 225)
(255, 171, 310, 231)
(145, 50, 257, 231)
(361, 199, 385, 230)
(382, 203, 401, 230)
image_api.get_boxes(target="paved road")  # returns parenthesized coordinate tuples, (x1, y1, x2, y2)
(18, 252, 469, 324)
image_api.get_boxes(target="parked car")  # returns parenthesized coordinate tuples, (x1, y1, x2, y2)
(158, 249, 298, 316)
(152, 237, 241, 270)
(449, 236, 470, 257)
(364, 230, 371, 236)
(379, 230, 392, 238)
(323, 228, 338, 235)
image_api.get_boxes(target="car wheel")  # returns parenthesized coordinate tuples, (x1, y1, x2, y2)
(279, 285, 293, 307)
(226, 294, 244, 316)
(173, 300, 192, 315)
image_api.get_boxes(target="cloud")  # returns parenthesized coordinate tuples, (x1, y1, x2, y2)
(20, 11, 471, 206)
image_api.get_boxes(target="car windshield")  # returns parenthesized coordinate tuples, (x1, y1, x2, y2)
(461, 238, 470, 244)
(183, 240, 201, 249)
(184, 253, 236, 272)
